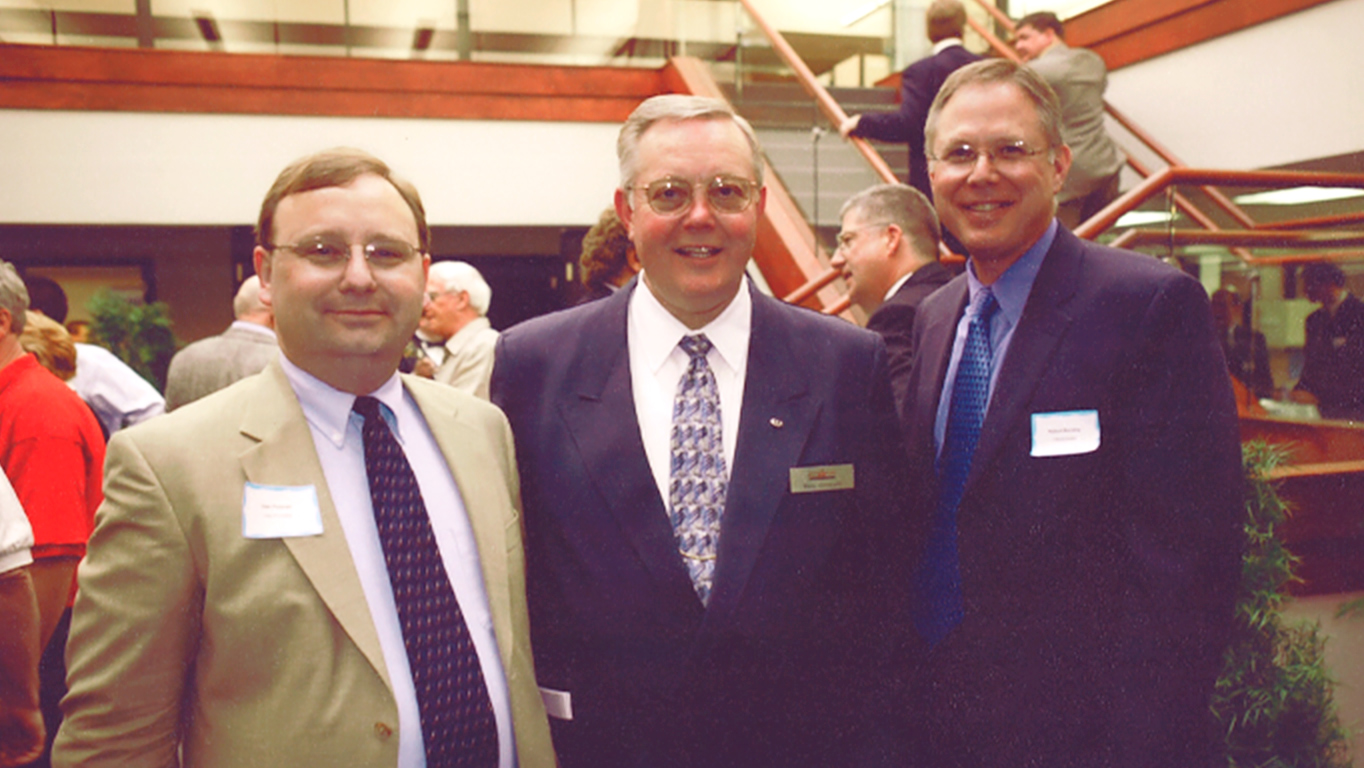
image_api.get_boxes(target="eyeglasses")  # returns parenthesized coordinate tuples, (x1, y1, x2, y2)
(628, 175, 761, 216)
(835, 223, 891, 251)
(931, 139, 1050, 171)
(270, 236, 422, 270)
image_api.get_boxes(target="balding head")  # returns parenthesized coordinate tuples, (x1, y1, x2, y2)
(233, 276, 274, 328)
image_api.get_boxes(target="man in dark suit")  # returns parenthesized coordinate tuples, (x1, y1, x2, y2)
(902, 59, 1243, 767)
(833, 182, 953, 414)
(492, 95, 912, 768)
(840, 0, 981, 202)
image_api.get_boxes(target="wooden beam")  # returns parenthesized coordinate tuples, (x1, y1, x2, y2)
(0, 43, 664, 122)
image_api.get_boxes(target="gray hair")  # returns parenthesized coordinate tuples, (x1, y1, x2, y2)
(617, 94, 765, 190)
(233, 275, 267, 319)
(840, 183, 941, 261)
(0, 262, 30, 334)
(429, 260, 492, 316)
(924, 58, 1064, 161)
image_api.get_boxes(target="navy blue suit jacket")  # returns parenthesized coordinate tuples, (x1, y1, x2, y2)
(865, 260, 954, 421)
(852, 44, 982, 199)
(902, 227, 1243, 767)
(492, 283, 914, 768)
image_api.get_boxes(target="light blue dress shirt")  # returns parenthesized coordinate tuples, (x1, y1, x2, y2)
(280, 357, 516, 768)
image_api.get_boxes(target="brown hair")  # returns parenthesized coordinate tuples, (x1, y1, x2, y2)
(20, 310, 77, 381)
(255, 147, 429, 252)
(925, 58, 1064, 158)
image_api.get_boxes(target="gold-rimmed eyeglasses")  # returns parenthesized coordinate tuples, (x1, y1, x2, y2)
(627, 175, 761, 216)
(835, 223, 892, 252)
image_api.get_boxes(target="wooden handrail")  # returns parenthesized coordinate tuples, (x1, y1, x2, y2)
(734, 0, 896, 185)
(1255, 210, 1364, 231)
(1119, 229, 1364, 250)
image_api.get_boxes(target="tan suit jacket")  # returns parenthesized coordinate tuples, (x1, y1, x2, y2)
(433, 317, 498, 400)
(54, 361, 554, 768)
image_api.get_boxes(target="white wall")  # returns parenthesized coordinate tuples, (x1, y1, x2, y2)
(0, 109, 621, 226)
(1107, 0, 1364, 170)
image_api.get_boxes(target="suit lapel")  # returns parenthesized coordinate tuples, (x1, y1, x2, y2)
(237, 363, 392, 691)
(966, 230, 1082, 493)
(557, 288, 702, 611)
(407, 380, 515, 669)
(704, 292, 815, 626)
(914, 277, 969, 446)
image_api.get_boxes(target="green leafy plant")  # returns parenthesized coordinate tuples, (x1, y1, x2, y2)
(86, 288, 177, 392)
(1212, 442, 1351, 767)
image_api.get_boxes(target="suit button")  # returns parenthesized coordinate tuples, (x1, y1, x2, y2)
(374, 722, 393, 739)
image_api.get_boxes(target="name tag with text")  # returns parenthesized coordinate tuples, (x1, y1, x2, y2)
(1030, 410, 1101, 457)
(789, 464, 855, 494)
(242, 482, 324, 539)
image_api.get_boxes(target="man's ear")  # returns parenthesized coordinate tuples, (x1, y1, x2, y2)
(0, 308, 11, 336)
(253, 247, 274, 308)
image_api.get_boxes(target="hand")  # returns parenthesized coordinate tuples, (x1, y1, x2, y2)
(0, 705, 44, 768)
(413, 358, 436, 379)
(839, 114, 861, 138)
(1289, 389, 1319, 405)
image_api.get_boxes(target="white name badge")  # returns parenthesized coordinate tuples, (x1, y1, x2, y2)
(1030, 410, 1101, 457)
(242, 482, 324, 539)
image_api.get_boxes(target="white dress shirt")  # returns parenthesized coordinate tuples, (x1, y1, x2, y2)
(628, 276, 751, 509)
(280, 357, 516, 768)
(69, 343, 165, 434)
(0, 469, 33, 575)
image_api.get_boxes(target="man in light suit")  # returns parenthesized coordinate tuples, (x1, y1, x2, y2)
(164, 275, 278, 411)
(54, 148, 554, 768)
(832, 182, 953, 414)
(492, 95, 913, 768)
(840, 0, 981, 203)
(415, 261, 498, 399)
(1014, 11, 1125, 230)
(902, 59, 1243, 767)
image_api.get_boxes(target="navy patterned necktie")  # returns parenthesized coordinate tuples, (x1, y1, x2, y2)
(353, 396, 498, 768)
(669, 334, 727, 606)
(916, 289, 1000, 647)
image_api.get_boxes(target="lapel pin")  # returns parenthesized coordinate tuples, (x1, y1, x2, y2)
(769, 417, 784, 428)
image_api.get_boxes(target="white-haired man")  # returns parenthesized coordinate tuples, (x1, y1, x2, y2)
(416, 260, 498, 399)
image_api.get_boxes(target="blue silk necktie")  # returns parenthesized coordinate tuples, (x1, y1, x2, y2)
(669, 334, 727, 606)
(917, 289, 999, 647)
(353, 396, 498, 768)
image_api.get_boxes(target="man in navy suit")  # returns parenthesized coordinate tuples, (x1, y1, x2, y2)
(841, 0, 981, 202)
(832, 182, 953, 415)
(902, 59, 1243, 767)
(492, 95, 913, 768)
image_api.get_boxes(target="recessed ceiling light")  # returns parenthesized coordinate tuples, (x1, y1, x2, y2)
(1233, 187, 1364, 206)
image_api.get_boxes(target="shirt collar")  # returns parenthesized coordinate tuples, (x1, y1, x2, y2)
(279, 354, 407, 448)
(965, 218, 1057, 327)
(883, 268, 918, 304)
(630, 274, 752, 378)
(932, 38, 964, 55)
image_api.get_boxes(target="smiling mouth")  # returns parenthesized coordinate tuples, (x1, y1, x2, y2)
(963, 201, 1011, 213)
(676, 246, 721, 258)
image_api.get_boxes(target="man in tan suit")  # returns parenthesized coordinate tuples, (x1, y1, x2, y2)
(54, 148, 554, 768)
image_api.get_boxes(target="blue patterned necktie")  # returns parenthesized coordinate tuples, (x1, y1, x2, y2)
(916, 289, 1000, 647)
(353, 396, 498, 768)
(670, 334, 727, 606)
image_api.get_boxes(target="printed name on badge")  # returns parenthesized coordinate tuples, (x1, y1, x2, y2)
(1030, 410, 1101, 458)
(242, 482, 324, 539)
(789, 464, 855, 494)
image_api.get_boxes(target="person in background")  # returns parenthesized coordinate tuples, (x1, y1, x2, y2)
(1292, 261, 1364, 419)
(21, 276, 164, 436)
(0, 264, 104, 768)
(413, 261, 499, 399)
(1012, 11, 1125, 230)
(53, 147, 554, 768)
(841, 0, 981, 205)
(164, 276, 278, 411)
(18, 314, 77, 385)
(577, 207, 640, 303)
(832, 182, 953, 412)
(0, 471, 42, 768)
(902, 59, 1242, 767)
(1210, 288, 1273, 399)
